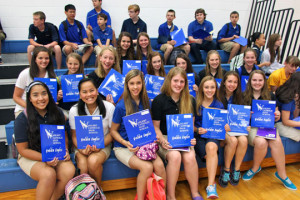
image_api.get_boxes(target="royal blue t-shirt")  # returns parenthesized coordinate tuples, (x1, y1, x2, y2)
(217, 22, 241, 41)
(195, 99, 224, 128)
(188, 20, 213, 38)
(86, 8, 111, 28)
(157, 21, 179, 48)
(93, 26, 113, 46)
(112, 99, 145, 147)
(59, 19, 87, 44)
(277, 100, 295, 121)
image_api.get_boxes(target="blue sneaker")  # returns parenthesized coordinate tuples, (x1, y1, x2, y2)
(242, 166, 261, 180)
(230, 170, 241, 186)
(218, 168, 230, 187)
(275, 172, 297, 190)
(206, 184, 218, 199)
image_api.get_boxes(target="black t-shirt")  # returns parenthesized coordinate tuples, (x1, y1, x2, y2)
(87, 71, 106, 100)
(14, 108, 65, 152)
(198, 68, 227, 84)
(151, 93, 196, 135)
(28, 22, 59, 45)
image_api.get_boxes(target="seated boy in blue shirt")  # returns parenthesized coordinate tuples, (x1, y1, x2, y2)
(158, 9, 190, 64)
(59, 4, 93, 65)
(188, 8, 216, 64)
(121, 4, 147, 45)
(93, 13, 113, 56)
(86, 0, 116, 46)
(217, 11, 247, 63)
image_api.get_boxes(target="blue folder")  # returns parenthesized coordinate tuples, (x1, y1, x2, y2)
(192, 28, 211, 39)
(233, 36, 248, 46)
(123, 60, 141, 75)
(61, 74, 83, 102)
(34, 77, 57, 102)
(170, 28, 187, 47)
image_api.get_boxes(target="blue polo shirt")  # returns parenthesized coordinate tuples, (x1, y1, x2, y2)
(277, 100, 295, 121)
(195, 99, 224, 128)
(93, 26, 113, 46)
(157, 22, 179, 48)
(59, 19, 88, 44)
(121, 18, 147, 40)
(188, 20, 214, 38)
(217, 22, 241, 41)
(86, 8, 111, 28)
(112, 99, 145, 148)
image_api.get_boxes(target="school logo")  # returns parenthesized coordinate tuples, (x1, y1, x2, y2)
(111, 90, 117, 97)
(126, 62, 138, 70)
(65, 78, 72, 86)
(102, 74, 117, 89)
(128, 119, 138, 127)
(244, 78, 248, 84)
(256, 103, 264, 111)
(207, 112, 215, 120)
(79, 120, 89, 129)
(232, 107, 239, 115)
(217, 82, 221, 88)
(45, 129, 53, 139)
(171, 116, 180, 127)
(148, 76, 153, 84)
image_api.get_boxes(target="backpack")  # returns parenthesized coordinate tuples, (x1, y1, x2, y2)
(217, 23, 241, 48)
(167, 48, 185, 65)
(62, 20, 83, 41)
(135, 173, 166, 200)
(65, 173, 106, 200)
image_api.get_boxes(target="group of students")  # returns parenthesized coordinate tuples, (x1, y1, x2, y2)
(13, 40, 300, 200)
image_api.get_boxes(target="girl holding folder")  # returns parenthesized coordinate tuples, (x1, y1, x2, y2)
(152, 67, 202, 200)
(110, 70, 166, 200)
(69, 78, 115, 187)
(218, 71, 248, 187)
(242, 70, 296, 190)
(194, 76, 224, 199)
(15, 81, 75, 200)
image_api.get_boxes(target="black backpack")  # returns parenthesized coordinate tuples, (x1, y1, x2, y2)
(217, 23, 241, 48)
(167, 48, 186, 65)
(62, 20, 83, 41)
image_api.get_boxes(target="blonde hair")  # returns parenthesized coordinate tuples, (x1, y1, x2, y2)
(161, 67, 193, 114)
(95, 46, 121, 78)
(147, 52, 166, 77)
(128, 4, 140, 12)
(196, 76, 220, 115)
(66, 53, 84, 74)
(205, 50, 223, 79)
(123, 69, 150, 115)
(136, 32, 153, 60)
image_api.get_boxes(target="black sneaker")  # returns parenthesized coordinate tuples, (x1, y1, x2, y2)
(0, 57, 3, 64)
(218, 168, 230, 188)
(230, 169, 241, 186)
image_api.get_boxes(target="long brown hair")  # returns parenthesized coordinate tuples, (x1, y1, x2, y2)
(196, 76, 220, 115)
(135, 32, 153, 60)
(66, 53, 84, 74)
(161, 67, 193, 114)
(243, 70, 270, 105)
(147, 51, 166, 77)
(175, 53, 194, 73)
(95, 46, 121, 78)
(219, 71, 243, 107)
(116, 32, 135, 60)
(267, 33, 281, 64)
(123, 70, 150, 115)
(205, 50, 223, 79)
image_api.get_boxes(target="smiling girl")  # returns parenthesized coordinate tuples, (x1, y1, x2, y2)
(110, 69, 166, 200)
(136, 32, 153, 60)
(116, 32, 135, 71)
(69, 78, 115, 187)
(242, 70, 296, 190)
(147, 51, 166, 77)
(15, 81, 75, 199)
(13, 47, 56, 118)
(236, 48, 260, 77)
(198, 50, 226, 83)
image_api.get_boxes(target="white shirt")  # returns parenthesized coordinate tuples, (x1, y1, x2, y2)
(261, 48, 284, 74)
(69, 100, 115, 136)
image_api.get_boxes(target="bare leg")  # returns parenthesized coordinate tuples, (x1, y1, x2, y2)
(183, 44, 191, 55)
(252, 137, 268, 172)
(112, 30, 117, 47)
(163, 44, 173, 65)
(129, 155, 153, 200)
(182, 149, 200, 198)
(27, 45, 35, 65)
(152, 156, 166, 184)
(224, 134, 238, 170)
(82, 46, 94, 65)
(234, 136, 248, 170)
(53, 45, 62, 69)
(166, 150, 181, 200)
(227, 43, 241, 63)
(206, 142, 218, 186)
(63, 45, 73, 56)
(87, 151, 107, 186)
(269, 137, 287, 179)
(86, 29, 93, 42)
(76, 152, 88, 174)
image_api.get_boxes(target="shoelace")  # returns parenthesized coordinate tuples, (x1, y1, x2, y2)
(233, 171, 240, 180)
(207, 185, 215, 192)
(285, 178, 292, 184)
(246, 170, 254, 176)
(223, 172, 230, 182)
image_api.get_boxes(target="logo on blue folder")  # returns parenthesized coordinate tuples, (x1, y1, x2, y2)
(207, 112, 216, 120)
(128, 119, 138, 127)
(256, 103, 264, 111)
(171, 116, 180, 127)
(79, 120, 89, 129)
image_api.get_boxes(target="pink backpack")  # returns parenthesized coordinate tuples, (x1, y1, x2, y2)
(65, 173, 106, 200)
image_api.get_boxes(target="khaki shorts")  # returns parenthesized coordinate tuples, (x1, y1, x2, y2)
(94, 45, 113, 56)
(113, 147, 135, 168)
(62, 45, 89, 56)
(75, 143, 112, 160)
(157, 135, 194, 160)
(14, 110, 23, 119)
(276, 122, 300, 142)
(17, 154, 38, 177)
(248, 127, 280, 146)
(220, 41, 235, 52)
(160, 43, 186, 52)
(0, 32, 5, 40)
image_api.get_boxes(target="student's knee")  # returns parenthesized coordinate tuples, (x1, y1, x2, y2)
(165, 45, 173, 53)
(87, 154, 105, 170)
(140, 161, 153, 175)
(238, 136, 248, 147)
(27, 45, 35, 53)
(53, 45, 62, 53)
(85, 46, 94, 54)
(64, 45, 73, 54)
(86, 29, 92, 37)
(206, 142, 218, 154)
(253, 138, 268, 149)
(167, 151, 182, 165)
(184, 44, 191, 52)
(182, 151, 197, 166)
(57, 162, 75, 180)
(232, 42, 241, 49)
(227, 136, 238, 147)
(40, 166, 56, 182)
